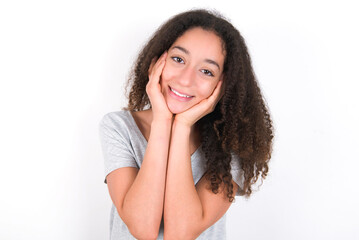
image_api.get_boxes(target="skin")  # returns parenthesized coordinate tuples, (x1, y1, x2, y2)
(161, 27, 225, 116)
(106, 27, 238, 239)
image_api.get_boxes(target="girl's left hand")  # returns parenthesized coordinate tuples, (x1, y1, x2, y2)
(174, 80, 224, 127)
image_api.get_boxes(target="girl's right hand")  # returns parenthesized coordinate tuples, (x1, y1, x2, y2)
(146, 51, 173, 122)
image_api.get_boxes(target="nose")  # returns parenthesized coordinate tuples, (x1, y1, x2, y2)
(177, 66, 195, 87)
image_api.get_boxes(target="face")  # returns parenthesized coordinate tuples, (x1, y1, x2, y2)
(160, 27, 225, 114)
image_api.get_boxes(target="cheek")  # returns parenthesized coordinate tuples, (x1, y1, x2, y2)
(197, 81, 218, 98)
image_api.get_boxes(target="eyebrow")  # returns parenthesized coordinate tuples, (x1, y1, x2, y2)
(172, 45, 221, 70)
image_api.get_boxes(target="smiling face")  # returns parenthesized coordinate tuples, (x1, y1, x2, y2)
(160, 27, 226, 114)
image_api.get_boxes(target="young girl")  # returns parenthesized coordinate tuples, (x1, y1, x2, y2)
(99, 9, 273, 240)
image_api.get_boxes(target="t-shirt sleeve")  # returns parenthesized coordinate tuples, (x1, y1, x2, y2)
(99, 113, 139, 184)
(230, 154, 245, 196)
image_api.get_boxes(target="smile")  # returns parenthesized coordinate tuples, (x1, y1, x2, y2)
(169, 87, 193, 98)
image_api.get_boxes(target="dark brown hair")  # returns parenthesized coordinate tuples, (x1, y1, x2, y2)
(126, 9, 274, 201)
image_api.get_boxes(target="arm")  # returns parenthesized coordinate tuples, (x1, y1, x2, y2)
(163, 120, 238, 239)
(163, 79, 238, 239)
(106, 52, 172, 239)
(107, 119, 172, 239)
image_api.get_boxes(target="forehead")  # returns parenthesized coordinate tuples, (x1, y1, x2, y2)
(170, 27, 226, 64)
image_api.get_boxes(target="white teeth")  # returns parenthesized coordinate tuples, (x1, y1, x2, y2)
(170, 87, 192, 98)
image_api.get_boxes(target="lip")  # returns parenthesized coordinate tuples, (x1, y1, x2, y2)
(168, 86, 194, 102)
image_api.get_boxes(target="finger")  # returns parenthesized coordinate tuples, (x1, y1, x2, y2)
(152, 57, 166, 82)
(153, 51, 167, 72)
(148, 58, 157, 75)
(148, 51, 167, 75)
(200, 81, 222, 113)
(152, 51, 167, 72)
(210, 80, 223, 101)
(194, 81, 223, 111)
(149, 52, 167, 83)
(219, 80, 225, 99)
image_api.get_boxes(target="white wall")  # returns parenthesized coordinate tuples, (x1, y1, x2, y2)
(0, 0, 358, 239)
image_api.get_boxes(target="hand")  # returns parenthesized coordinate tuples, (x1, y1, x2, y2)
(174, 79, 224, 127)
(146, 51, 173, 122)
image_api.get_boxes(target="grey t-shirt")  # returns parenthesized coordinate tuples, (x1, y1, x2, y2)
(99, 110, 244, 240)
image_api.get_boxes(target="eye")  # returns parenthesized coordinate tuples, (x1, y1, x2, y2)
(201, 69, 214, 77)
(172, 56, 184, 64)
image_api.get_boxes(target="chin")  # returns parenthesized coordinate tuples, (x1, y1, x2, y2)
(167, 102, 191, 114)
(168, 107, 185, 115)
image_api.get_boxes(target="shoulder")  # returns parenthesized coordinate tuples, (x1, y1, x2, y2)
(100, 110, 131, 125)
(230, 152, 242, 170)
(99, 110, 134, 139)
(229, 152, 245, 196)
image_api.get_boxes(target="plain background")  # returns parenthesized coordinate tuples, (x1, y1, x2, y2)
(1, 0, 358, 239)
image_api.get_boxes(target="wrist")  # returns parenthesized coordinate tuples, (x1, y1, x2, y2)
(174, 113, 195, 128)
(151, 118, 173, 128)
(173, 118, 192, 132)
